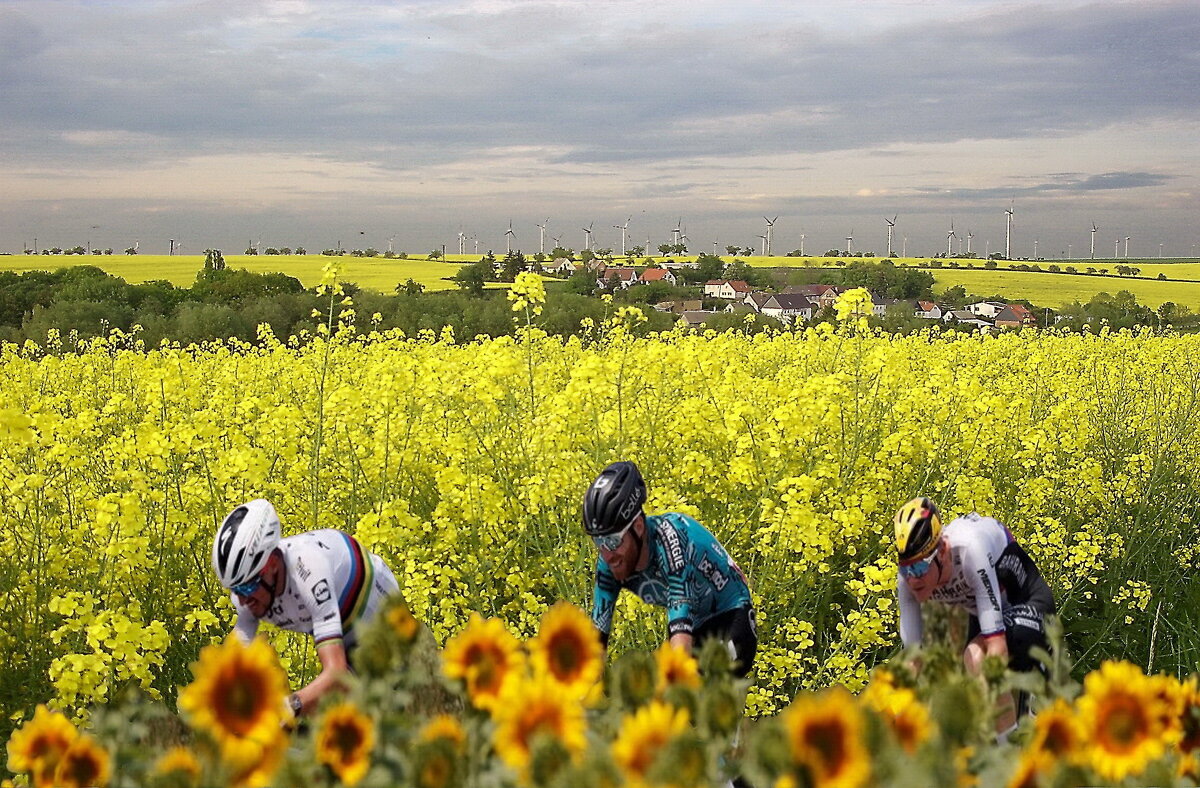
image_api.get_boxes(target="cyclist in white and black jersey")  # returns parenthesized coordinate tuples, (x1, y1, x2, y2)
(212, 499, 403, 719)
(893, 497, 1056, 735)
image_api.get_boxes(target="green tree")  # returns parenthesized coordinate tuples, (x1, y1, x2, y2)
(453, 259, 490, 296)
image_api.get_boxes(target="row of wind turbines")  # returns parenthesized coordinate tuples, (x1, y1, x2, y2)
(454, 205, 1166, 260)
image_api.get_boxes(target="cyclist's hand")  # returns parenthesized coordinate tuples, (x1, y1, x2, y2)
(280, 697, 298, 732)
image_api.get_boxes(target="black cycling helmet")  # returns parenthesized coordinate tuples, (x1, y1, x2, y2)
(582, 461, 647, 536)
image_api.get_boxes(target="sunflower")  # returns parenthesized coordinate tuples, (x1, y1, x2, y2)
(411, 738, 461, 788)
(861, 680, 931, 753)
(491, 674, 587, 779)
(1149, 673, 1186, 745)
(177, 636, 290, 755)
(1178, 677, 1200, 753)
(5, 704, 78, 788)
(779, 688, 870, 788)
(1026, 698, 1081, 762)
(316, 701, 377, 787)
(654, 642, 701, 691)
(1076, 660, 1169, 782)
(1006, 751, 1051, 788)
(223, 731, 287, 788)
(611, 700, 691, 783)
(154, 746, 202, 782)
(419, 715, 467, 751)
(53, 734, 111, 788)
(441, 613, 524, 711)
(386, 599, 421, 644)
(527, 602, 603, 699)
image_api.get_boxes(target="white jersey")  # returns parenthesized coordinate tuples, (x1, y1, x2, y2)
(897, 513, 1014, 648)
(233, 529, 398, 649)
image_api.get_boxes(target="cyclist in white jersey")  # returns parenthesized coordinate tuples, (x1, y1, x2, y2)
(893, 497, 1056, 735)
(212, 499, 401, 719)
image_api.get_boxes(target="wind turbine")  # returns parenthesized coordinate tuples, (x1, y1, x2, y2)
(845, 230, 854, 255)
(1124, 236, 1130, 258)
(473, 234, 480, 254)
(536, 219, 549, 255)
(1115, 239, 1120, 258)
(1090, 223, 1098, 259)
(1004, 202, 1015, 259)
(456, 231, 465, 255)
(946, 220, 957, 257)
(966, 231, 974, 255)
(1033, 239, 1039, 259)
(799, 233, 806, 256)
(504, 221, 515, 254)
(582, 222, 594, 251)
(389, 235, 397, 255)
(764, 216, 778, 256)
(758, 234, 768, 256)
(672, 218, 682, 247)
(613, 216, 631, 255)
(884, 215, 897, 256)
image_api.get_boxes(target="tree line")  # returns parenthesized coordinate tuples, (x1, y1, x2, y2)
(0, 259, 1191, 349)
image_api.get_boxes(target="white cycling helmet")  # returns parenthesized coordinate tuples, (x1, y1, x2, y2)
(212, 499, 281, 589)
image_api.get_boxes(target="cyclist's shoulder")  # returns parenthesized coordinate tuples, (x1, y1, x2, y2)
(281, 529, 350, 562)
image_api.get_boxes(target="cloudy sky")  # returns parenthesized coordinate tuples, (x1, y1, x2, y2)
(2, 0, 1198, 258)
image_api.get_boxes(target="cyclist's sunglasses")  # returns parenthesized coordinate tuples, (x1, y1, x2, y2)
(899, 554, 937, 580)
(592, 519, 636, 552)
(232, 575, 264, 597)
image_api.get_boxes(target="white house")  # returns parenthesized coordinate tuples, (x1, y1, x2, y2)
(638, 267, 677, 286)
(543, 258, 576, 275)
(916, 300, 943, 319)
(703, 279, 753, 299)
(744, 292, 774, 312)
(599, 268, 638, 289)
(966, 300, 1007, 318)
(943, 310, 994, 329)
(760, 293, 817, 324)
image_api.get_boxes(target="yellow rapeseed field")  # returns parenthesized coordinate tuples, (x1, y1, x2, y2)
(1, 301, 1198, 733)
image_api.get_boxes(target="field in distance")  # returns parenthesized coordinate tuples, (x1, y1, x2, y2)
(0, 254, 467, 292)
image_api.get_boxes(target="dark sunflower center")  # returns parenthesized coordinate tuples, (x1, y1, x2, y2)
(332, 719, 365, 759)
(807, 719, 848, 773)
(1102, 697, 1147, 751)
(550, 632, 583, 678)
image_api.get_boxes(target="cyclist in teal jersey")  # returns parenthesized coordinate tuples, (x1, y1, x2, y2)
(584, 461, 756, 677)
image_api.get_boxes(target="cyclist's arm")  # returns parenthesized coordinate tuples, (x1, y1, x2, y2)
(291, 640, 350, 716)
(897, 579, 922, 648)
(231, 596, 260, 644)
(668, 631, 694, 651)
(966, 551, 1007, 644)
(591, 560, 621, 652)
(661, 523, 696, 648)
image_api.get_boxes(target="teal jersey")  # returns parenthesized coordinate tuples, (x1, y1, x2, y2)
(590, 513, 751, 640)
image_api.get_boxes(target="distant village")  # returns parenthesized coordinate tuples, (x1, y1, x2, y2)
(539, 257, 1040, 331)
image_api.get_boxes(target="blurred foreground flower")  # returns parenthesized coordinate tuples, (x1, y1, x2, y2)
(1076, 660, 1169, 782)
(441, 613, 524, 711)
(6, 704, 79, 788)
(315, 701, 376, 786)
(528, 602, 604, 700)
(778, 687, 870, 788)
(491, 674, 587, 781)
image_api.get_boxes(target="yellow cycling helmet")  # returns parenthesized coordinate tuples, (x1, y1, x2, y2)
(894, 497, 942, 562)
